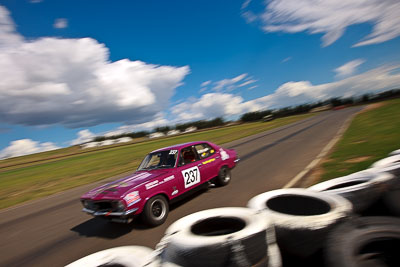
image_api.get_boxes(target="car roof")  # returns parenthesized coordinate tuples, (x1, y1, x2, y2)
(151, 141, 214, 153)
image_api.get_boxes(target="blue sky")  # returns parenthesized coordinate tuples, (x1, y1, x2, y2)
(1, 0, 400, 158)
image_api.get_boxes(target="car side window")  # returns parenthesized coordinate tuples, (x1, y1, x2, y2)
(179, 146, 199, 166)
(194, 143, 215, 160)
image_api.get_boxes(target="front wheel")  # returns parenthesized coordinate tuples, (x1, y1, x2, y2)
(142, 195, 169, 227)
(215, 166, 231, 187)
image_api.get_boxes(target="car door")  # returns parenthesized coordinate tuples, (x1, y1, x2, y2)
(194, 143, 219, 181)
(176, 145, 205, 193)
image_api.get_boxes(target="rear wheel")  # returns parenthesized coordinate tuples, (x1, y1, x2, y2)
(142, 195, 169, 227)
(215, 166, 231, 186)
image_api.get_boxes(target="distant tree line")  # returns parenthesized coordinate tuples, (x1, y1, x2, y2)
(89, 118, 225, 143)
(240, 88, 400, 122)
(88, 88, 400, 143)
(93, 131, 149, 142)
(154, 117, 225, 134)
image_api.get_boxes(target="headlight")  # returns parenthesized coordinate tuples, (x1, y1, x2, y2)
(81, 200, 90, 209)
(117, 200, 126, 211)
(124, 191, 141, 207)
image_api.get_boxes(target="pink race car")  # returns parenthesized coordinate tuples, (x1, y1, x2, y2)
(80, 141, 239, 226)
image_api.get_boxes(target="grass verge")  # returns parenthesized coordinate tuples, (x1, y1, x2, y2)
(0, 113, 314, 209)
(320, 98, 400, 181)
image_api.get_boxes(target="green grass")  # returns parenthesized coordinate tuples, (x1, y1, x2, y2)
(0, 113, 314, 209)
(320, 98, 400, 181)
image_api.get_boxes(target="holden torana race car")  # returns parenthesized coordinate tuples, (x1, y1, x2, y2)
(80, 141, 239, 226)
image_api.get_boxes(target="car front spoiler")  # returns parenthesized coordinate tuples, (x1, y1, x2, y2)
(82, 207, 138, 217)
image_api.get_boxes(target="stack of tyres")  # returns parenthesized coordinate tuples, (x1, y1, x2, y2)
(368, 153, 400, 216)
(325, 216, 400, 267)
(158, 207, 282, 267)
(247, 188, 353, 260)
(309, 172, 396, 214)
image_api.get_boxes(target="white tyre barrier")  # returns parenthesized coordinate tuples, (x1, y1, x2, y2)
(309, 172, 396, 213)
(388, 148, 400, 156)
(325, 216, 400, 267)
(65, 246, 159, 267)
(247, 188, 353, 258)
(369, 162, 400, 177)
(371, 155, 400, 168)
(159, 207, 281, 267)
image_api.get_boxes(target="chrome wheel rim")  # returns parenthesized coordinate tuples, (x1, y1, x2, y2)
(151, 199, 166, 219)
(222, 169, 231, 183)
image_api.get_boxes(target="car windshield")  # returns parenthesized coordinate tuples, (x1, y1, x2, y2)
(137, 149, 178, 170)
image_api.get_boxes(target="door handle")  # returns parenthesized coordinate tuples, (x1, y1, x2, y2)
(216, 156, 220, 159)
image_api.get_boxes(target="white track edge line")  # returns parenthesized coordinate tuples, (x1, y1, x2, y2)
(283, 109, 362, 188)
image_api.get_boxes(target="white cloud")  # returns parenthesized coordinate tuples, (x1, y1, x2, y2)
(238, 79, 257, 87)
(106, 112, 169, 135)
(281, 57, 292, 63)
(0, 6, 23, 47)
(242, 11, 257, 24)
(0, 6, 190, 128)
(171, 64, 400, 120)
(241, 0, 252, 10)
(334, 59, 365, 78)
(171, 93, 258, 121)
(198, 87, 207, 93)
(0, 139, 59, 159)
(200, 80, 211, 87)
(248, 64, 400, 109)
(257, 0, 400, 47)
(213, 73, 248, 91)
(29, 0, 43, 3)
(70, 129, 96, 145)
(53, 18, 68, 29)
(241, 0, 257, 23)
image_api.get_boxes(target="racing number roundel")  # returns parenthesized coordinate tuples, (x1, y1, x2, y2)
(182, 166, 200, 188)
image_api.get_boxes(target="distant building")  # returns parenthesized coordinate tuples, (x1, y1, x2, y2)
(167, 130, 181, 136)
(149, 132, 165, 139)
(116, 137, 133, 143)
(310, 104, 332, 113)
(184, 126, 197, 133)
(81, 142, 100, 149)
(100, 139, 116, 146)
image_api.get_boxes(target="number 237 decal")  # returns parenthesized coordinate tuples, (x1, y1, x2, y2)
(182, 166, 201, 188)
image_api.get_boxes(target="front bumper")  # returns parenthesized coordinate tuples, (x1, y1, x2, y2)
(82, 207, 138, 217)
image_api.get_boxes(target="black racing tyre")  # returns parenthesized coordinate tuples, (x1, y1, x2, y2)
(325, 216, 400, 267)
(65, 246, 160, 267)
(247, 188, 353, 258)
(371, 155, 400, 168)
(309, 172, 396, 213)
(160, 207, 281, 267)
(142, 195, 169, 227)
(373, 165, 400, 216)
(215, 166, 231, 187)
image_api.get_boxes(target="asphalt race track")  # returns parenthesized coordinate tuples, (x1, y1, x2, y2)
(0, 107, 362, 267)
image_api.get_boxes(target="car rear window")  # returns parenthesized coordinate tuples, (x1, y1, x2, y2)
(194, 143, 215, 159)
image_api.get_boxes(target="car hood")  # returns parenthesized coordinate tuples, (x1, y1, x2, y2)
(81, 170, 169, 200)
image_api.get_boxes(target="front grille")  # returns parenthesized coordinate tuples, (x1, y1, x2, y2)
(84, 200, 122, 212)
